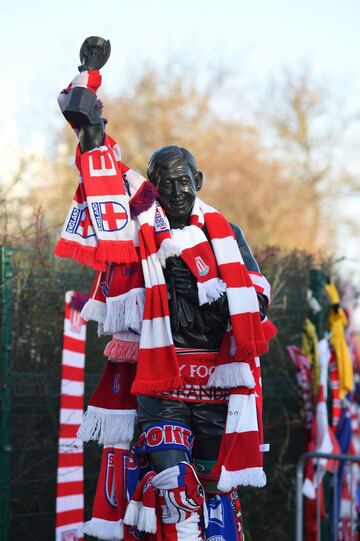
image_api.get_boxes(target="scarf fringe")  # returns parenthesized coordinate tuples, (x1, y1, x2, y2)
(207, 362, 255, 389)
(157, 238, 181, 268)
(83, 517, 124, 540)
(130, 181, 159, 218)
(104, 338, 139, 362)
(303, 478, 316, 499)
(137, 505, 157, 534)
(197, 277, 227, 306)
(77, 406, 136, 444)
(124, 500, 142, 526)
(262, 318, 278, 341)
(217, 467, 267, 492)
(54, 238, 106, 271)
(81, 298, 107, 324)
(104, 289, 145, 334)
(97, 240, 138, 266)
(131, 375, 184, 395)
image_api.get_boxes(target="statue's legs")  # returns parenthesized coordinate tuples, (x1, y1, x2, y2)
(136, 396, 229, 540)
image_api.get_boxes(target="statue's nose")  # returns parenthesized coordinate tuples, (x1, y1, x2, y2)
(173, 181, 182, 196)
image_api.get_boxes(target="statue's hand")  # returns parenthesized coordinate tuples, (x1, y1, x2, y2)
(165, 257, 198, 302)
(78, 36, 111, 72)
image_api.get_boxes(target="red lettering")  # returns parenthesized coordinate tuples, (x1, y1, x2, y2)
(164, 424, 174, 444)
(182, 428, 192, 448)
(172, 426, 184, 445)
(146, 427, 163, 447)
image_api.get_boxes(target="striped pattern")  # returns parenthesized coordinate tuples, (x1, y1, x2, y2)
(55, 291, 87, 541)
(132, 198, 272, 395)
(54, 121, 155, 271)
(329, 351, 342, 428)
(212, 387, 266, 492)
(287, 345, 314, 432)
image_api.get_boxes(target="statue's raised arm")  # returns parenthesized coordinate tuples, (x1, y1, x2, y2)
(58, 36, 111, 152)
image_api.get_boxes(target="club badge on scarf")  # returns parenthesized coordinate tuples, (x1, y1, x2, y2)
(206, 492, 244, 541)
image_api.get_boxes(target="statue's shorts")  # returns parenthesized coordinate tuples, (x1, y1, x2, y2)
(137, 396, 227, 469)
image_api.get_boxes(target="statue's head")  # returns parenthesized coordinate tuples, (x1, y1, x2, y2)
(147, 146, 203, 226)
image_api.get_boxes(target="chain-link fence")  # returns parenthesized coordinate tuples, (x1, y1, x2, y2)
(0, 245, 327, 540)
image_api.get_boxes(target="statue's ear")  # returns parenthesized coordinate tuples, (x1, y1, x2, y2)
(195, 171, 203, 191)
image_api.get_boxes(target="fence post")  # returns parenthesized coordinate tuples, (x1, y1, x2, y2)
(0, 246, 13, 541)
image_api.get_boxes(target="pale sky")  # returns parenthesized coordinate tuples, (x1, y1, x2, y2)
(3, 0, 360, 145)
(2, 0, 360, 282)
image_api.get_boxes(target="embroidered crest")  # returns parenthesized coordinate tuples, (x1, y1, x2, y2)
(208, 496, 225, 528)
(76, 208, 95, 238)
(70, 308, 82, 333)
(195, 256, 209, 277)
(91, 201, 128, 232)
(66, 207, 96, 238)
(112, 373, 121, 393)
(154, 204, 169, 233)
(105, 450, 117, 507)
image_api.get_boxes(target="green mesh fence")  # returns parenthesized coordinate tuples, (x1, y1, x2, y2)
(0, 245, 322, 540)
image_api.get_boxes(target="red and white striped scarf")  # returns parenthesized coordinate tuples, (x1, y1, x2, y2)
(131, 197, 275, 395)
(55, 71, 158, 271)
(81, 193, 276, 395)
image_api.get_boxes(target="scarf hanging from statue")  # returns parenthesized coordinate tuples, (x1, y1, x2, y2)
(55, 291, 87, 541)
(78, 195, 276, 490)
(131, 197, 277, 395)
(55, 70, 158, 272)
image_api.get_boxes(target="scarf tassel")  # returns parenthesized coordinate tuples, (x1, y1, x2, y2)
(137, 505, 157, 534)
(130, 181, 159, 218)
(104, 289, 145, 334)
(96, 240, 138, 266)
(207, 362, 255, 389)
(157, 238, 182, 268)
(217, 466, 266, 492)
(124, 472, 157, 534)
(77, 406, 136, 445)
(104, 338, 139, 362)
(54, 238, 106, 271)
(262, 318, 278, 341)
(197, 277, 227, 306)
(81, 298, 107, 325)
(83, 517, 124, 540)
(124, 501, 157, 534)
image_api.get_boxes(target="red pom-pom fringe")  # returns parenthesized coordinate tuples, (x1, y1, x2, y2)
(104, 338, 139, 362)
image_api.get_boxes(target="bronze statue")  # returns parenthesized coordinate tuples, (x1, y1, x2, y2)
(57, 37, 275, 541)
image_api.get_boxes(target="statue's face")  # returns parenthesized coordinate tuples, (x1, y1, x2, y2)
(156, 161, 199, 222)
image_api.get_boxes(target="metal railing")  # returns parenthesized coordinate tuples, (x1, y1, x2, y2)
(296, 451, 360, 541)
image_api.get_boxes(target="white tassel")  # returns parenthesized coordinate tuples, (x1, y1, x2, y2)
(303, 478, 316, 499)
(77, 406, 136, 445)
(124, 500, 142, 526)
(157, 238, 181, 268)
(137, 506, 157, 533)
(83, 517, 124, 540)
(217, 466, 266, 492)
(207, 362, 255, 389)
(197, 278, 226, 306)
(103, 288, 145, 334)
(81, 298, 107, 324)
